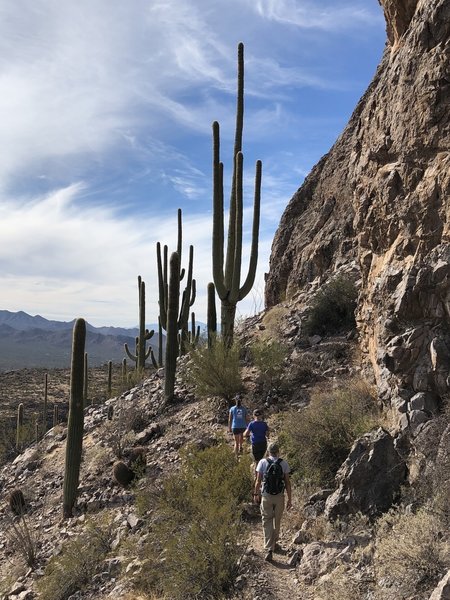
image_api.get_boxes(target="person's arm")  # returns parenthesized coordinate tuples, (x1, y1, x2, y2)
(284, 473, 292, 510)
(243, 422, 251, 438)
(254, 471, 263, 503)
(228, 409, 232, 432)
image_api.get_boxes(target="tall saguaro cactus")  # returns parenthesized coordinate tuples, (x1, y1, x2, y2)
(165, 252, 180, 402)
(212, 42, 261, 346)
(63, 317, 86, 518)
(124, 276, 154, 372)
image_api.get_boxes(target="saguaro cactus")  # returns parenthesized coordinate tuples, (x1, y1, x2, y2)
(83, 352, 88, 406)
(212, 42, 261, 346)
(165, 252, 180, 402)
(16, 403, 24, 451)
(63, 317, 86, 518)
(43, 373, 48, 434)
(156, 209, 196, 355)
(107, 360, 112, 398)
(124, 276, 154, 372)
(207, 282, 217, 349)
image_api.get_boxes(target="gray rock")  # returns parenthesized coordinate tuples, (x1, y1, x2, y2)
(325, 427, 406, 520)
(429, 569, 450, 600)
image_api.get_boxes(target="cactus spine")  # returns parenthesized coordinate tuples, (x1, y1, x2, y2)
(212, 42, 261, 346)
(165, 252, 180, 402)
(16, 403, 24, 451)
(124, 276, 154, 372)
(63, 317, 86, 518)
(207, 282, 217, 349)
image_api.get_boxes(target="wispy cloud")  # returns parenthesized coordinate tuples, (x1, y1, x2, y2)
(252, 0, 382, 31)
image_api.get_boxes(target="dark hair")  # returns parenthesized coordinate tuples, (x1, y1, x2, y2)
(253, 409, 261, 417)
(234, 394, 242, 406)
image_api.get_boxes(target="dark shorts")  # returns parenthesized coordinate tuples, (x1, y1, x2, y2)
(252, 441, 267, 462)
(232, 427, 246, 435)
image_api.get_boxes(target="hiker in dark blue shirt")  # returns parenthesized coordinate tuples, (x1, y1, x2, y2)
(228, 395, 250, 457)
(244, 409, 269, 463)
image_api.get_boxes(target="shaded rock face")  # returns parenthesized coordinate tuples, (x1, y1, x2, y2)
(324, 427, 406, 520)
(266, 0, 450, 412)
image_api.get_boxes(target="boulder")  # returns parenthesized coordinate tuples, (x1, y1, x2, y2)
(325, 427, 406, 520)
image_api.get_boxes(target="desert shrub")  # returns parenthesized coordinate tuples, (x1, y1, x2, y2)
(36, 516, 114, 600)
(135, 443, 252, 599)
(303, 274, 358, 336)
(249, 338, 289, 392)
(6, 512, 40, 568)
(181, 338, 242, 402)
(280, 378, 379, 486)
(374, 506, 450, 599)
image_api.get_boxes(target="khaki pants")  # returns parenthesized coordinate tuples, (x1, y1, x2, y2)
(260, 493, 285, 551)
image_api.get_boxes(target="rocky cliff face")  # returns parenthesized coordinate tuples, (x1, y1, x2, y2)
(266, 0, 450, 421)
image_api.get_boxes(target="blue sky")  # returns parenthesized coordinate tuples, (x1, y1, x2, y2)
(0, 0, 386, 328)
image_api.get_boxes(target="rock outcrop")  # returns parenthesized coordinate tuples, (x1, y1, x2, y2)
(266, 0, 450, 417)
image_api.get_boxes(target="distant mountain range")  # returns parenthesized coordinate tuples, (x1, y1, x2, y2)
(0, 310, 161, 372)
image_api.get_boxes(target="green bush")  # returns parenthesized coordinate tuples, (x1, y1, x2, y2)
(181, 338, 242, 402)
(280, 378, 379, 486)
(303, 274, 358, 336)
(249, 338, 288, 391)
(36, 517, 114, 600)
(374, 506, 450, 599)
(135, 443, 252, 599)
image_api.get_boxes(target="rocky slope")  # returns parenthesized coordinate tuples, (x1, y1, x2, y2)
(265, 0, 450, 426)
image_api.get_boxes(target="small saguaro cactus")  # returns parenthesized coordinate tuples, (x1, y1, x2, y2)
(124, 276, 154, 372)
(188, 312, 200, 347)
(63, 317, 86, 518)
(212, 42, 261, 347)
(121, 357, 127, 384)
(16, 403, 24, 451)
(43, 373, 48, 434)
(9, 489, 26, 516)
(53, 404, 59, 428)
(156, 209, 196, 355)
(107, 360, 112, 398)
(165, 252, 180, 402)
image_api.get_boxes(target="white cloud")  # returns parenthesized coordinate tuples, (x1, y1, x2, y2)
(252, 0, 382, 31)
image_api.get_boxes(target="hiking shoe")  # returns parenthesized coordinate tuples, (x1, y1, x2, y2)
(264, 550, 273, 562)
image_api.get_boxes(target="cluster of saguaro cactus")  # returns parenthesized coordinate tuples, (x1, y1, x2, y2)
(212, 42, 261, 347)
(124, 276, 155, 372)
(63, 317, 86, 518)
(157, 209, 196, 357)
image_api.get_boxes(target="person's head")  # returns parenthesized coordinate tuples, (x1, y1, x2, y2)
(268, 441, 280, 457)
(253, 409, 262, 420)
(234, 394, 242, 407)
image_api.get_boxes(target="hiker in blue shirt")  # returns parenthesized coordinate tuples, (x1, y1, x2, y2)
(244, 409, 269, 463)
(228, 395, 250, 457)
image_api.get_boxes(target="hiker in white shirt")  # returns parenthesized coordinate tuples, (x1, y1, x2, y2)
(254, 441, 292, 562)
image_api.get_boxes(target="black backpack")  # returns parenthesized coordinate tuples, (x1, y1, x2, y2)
(262, 458, 285, 495)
